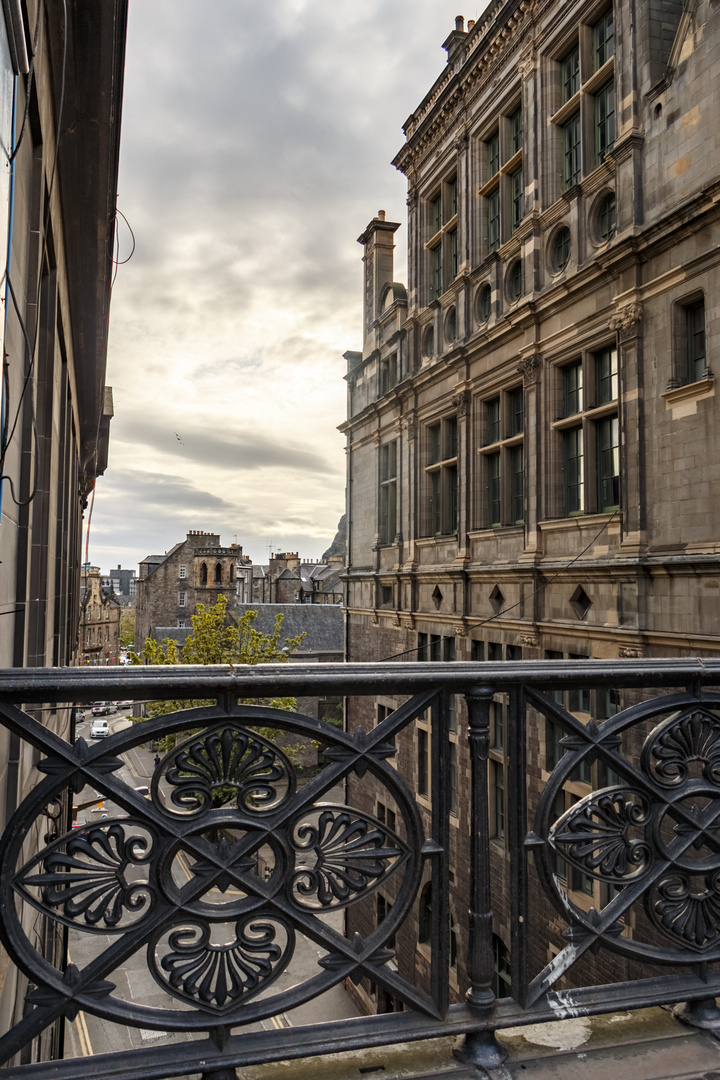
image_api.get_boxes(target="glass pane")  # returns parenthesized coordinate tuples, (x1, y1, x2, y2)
(486, 397, 501, 443)
(563, 361, 583, 415)
(561, 45, 579, 102)
(595, 348, 618, 404)
(563, 426, 584, 514)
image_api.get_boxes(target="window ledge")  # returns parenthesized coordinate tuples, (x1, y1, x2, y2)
(662, 376, 714, 417)
(539, 511, 620, 533)
(582, 56, 615, 97)
(550, 91, 581, 128)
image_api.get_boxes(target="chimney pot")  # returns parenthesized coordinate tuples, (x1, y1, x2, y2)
(468, 18, 475, 30)
(378, 210, 386, 220)
(455, 15, 464, 31)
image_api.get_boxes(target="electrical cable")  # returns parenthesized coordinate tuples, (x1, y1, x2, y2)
(112, 208, 135, 266)
(379, 508, 620, 662)
(8, 1, 42, 164)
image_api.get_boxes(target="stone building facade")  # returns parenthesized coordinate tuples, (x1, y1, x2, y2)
(135, 531, 243, 648)
(0, 0, 127, 1060)
(80, 566, 121, 665)
(244, 552, 344, 605)
(341, 0, 720, 1013)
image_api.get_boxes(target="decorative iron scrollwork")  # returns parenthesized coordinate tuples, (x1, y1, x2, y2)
(550, 788, 652, 882)
(158, 724, 295, 816)
(290, 808, 407, 909)
(650, 869, 720, 950)
(3, 703, 423, 1040)
(642, 708, 720, 787)
(152, 916, 293, 1011)
(538, 698, 720, 966)
(18, 820, 156, 932)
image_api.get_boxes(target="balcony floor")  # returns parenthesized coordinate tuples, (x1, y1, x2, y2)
(226, 1006, 720, 1080)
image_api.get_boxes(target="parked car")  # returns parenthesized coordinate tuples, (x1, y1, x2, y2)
(90, 719, 109, 738)
(91, 702, 116, 716)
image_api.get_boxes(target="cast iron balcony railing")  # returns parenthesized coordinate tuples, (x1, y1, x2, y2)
(3, 661, 720, 1078)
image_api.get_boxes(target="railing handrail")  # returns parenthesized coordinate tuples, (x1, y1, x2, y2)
(1, 657, 720, 701)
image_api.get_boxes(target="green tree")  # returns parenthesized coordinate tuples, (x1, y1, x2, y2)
(120, 612, 135, 648)
(133, 594, 305, 750)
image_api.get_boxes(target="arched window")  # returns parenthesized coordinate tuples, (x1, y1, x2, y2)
(200, 562, 207, 586)
(229, 564, 234, 584)
(418, 882, 432, 944)
(214, 562, 222, 584)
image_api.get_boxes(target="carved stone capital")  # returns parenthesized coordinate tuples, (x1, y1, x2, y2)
(452, 389, 470, 415)
(520, 635, 538, 648)
(517, 48, 536, 79)
(517, 354, 542, 385)
(406, 414, 417, 440)
(610, 302, 643, 339)
(372, 430, 382, 446)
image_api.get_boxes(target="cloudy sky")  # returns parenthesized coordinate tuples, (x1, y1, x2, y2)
(89, 0, 491, 571)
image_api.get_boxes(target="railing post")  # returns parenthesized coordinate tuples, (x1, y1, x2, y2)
(454, 687, 508, 1069)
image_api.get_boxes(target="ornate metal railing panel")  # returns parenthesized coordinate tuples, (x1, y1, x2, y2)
(1, 661, 720, 1078)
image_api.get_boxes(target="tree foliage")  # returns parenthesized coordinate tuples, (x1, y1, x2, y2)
(132, 594, 305, 750)
(120, 612, 135, 648)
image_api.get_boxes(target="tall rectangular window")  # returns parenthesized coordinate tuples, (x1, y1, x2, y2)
(510, 445, 524, 524)
(449, 176, 458, 217)
(686, 299, 706, 382)
(431, 244, 442, 300)
(563, 427, 584, 514)
(179, 566, 187, 579)
(487, 131, 499, 177)
(595, 347, 618, 404)
(563, 361, 583, 416)
(594, 80, 615, 163)
(487, 452, 501, 527)
(488, 189, 500, 252)
(596, 415, 619, 510)
(449, 742, 458, 815)
(493, 760, 505, 841)
(431, 194, 441, 235)
(449, 228, 458, 280)
(561, 45, 579, 102)
(510, 107, 523, 154)
(379, 441, 397, 544)
(178, 591, 186, 608)
(511, 168, 523, 231)
(486, 397, 501, 443)
(425, 417, 458, 536)
(508, 386, 524, 436)
(562, 113, 581, 189)
(417, 728, 429, 797)
(593, 9, 614, 70)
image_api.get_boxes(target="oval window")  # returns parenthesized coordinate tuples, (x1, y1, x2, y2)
(477, 283, 491, 323)
(553, 226, 571, 272)
(508, 260, 522, 302)
(597, 193, 616, 242)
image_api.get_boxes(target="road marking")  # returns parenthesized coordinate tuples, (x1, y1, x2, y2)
(67, 951, 92, 1057)
(76, 1010, 92, 1057)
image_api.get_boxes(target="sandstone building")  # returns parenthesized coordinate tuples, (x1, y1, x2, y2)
(79, 566, 121, 665)
(135, 531, 243, 648)
(341, 0, 720, 1012)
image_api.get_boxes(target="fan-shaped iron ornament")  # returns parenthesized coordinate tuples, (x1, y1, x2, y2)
(538, 701, 720, 962)
(2, 706, 423, 1034)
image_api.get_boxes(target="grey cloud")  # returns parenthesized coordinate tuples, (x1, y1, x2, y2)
(114, 421, 340, 477)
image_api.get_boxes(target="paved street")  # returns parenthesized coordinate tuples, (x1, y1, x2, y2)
(65, 710, 361, 1060)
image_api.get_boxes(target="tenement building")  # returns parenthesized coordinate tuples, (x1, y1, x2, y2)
(341, 1, 720, 1012)
(135, 531, 243, 649)
(79, 566, 121, 665)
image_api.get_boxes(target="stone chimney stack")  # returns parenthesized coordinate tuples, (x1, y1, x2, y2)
(357, 210, 401, 356)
